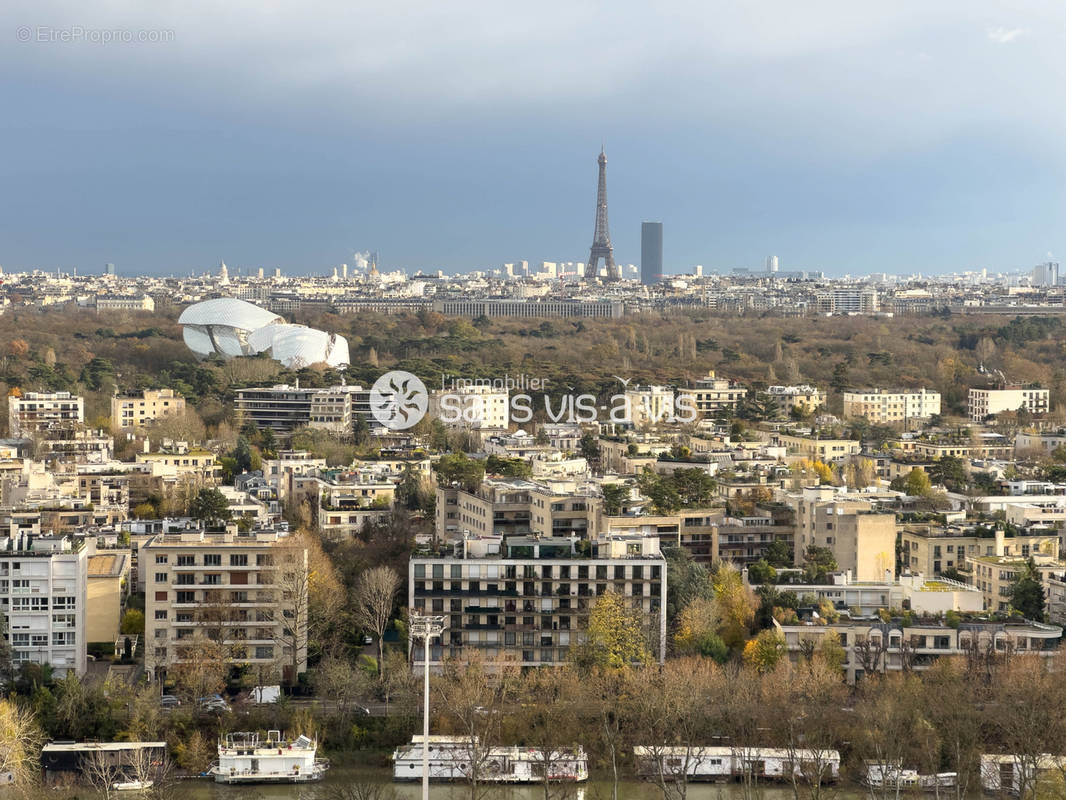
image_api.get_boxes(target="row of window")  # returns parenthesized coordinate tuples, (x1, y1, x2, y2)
(155, 553, 270, 566)
(414, 563, 662, 580)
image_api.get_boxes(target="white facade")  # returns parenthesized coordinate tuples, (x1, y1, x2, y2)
(623, 386, 676, 427)
(0, 535, 87, 677)
(969, 387, 1050, 422)
(842, 389, 941, 423)
(431, 385, 510, 430)
(8, 391, 85, 436)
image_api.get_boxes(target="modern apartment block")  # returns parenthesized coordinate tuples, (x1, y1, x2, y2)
(777, 617, 1061, 684)
(409, 532, 667, 672)
(900, 525, 1058, 578)
(8, 391, 84, 437)
(841, 388, 941, 424)
(0, 533, 87, 677)
(234, 383, 378, 434)
(435, 479, 600, 541)
(715, 507, 796, 567)
(110, 389, 186, 431)
(968, 386, 1050, 422)
(142, 526, 308, 683)
(430, 384, 510, 430)
(674, 371, 747, 417)
(789, 486, 896, 581)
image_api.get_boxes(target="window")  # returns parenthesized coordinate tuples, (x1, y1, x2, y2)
(176, 555, 195, 567)
(155, 555, 168, 564)
(155, 591, 167, 602)
(155, 572, 168, 583)
(202, 574, 221, 585)
(176, 591, 195, 604)
(154, 610, 167, 620)
(204, 554, 221, 567)
(255, 646, 274, 659)
(230, 554, 248, 567)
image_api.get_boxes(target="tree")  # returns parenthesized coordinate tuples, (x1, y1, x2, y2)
(313, 655, 375, 726)
(120, 608, 145, 636)
(513, 667, 584, 800)
(803, 546, 838, 583)
(668, 468, 716, 507)
(601, 483, 629, 516)
(712, 563, 756, 652)
(746, 559, 776, 585)
(573, 590, 650, 669)
(352, 566, 401, 676)
(578, 432, 601, 465)
(673, 596, 726, 661)
(188, 487, 231, 524)
(273, 534, 312, 685)
(764, 538, 794, 567)
(891, 466, 932, 496)
(436, 655, 519, 800)
(484, 454, 533, 479)
(234, 435, 253, 474)
(1010, 558, 1047, 621)
(0, 699, 43, 787)
(743, 629, 786, 672)
(433, 452, 485, 492)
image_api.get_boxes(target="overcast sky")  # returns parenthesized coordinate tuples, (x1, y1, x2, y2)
(2, 1, 1065, 276)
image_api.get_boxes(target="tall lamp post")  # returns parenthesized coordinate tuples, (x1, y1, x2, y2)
(409, 613, 446, 800)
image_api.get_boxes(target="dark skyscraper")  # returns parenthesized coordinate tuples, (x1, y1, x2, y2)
(584, 148, 620, 282)
(641, 222, 663, 285)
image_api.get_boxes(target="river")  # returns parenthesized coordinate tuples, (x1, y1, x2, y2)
(175, 766, 880, 799)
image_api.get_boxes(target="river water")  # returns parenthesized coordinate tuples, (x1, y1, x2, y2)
(175, 766, 877, 799)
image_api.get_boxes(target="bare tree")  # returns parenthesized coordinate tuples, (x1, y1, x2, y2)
(514, 666, 585, 800)
(435, 655, 519, 800)
(313, 655, 374, 727)
(82, 749, 123, 800)
(352, 565, 400, 676)
(272, 535, 310, 685)
(0, 699, 43, 788)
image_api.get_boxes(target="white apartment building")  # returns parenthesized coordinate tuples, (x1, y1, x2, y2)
(0, 533, 87, 677)
(622, 386, 675, 427)
(8, 391, 84, 437)
(143, 527, 308, 684)
(969, 386, 1050, 422)
(675, 372, 747, 417)
(842, 388, 941, 424)
(431, 384, 510, 430)
(110, 389, 186, 431)
(95, 294, 155, 312)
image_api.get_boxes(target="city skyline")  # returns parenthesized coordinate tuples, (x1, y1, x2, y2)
(3, 2, 1066, 276)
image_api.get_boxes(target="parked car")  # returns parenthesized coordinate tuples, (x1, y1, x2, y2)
(159, 695, 180, 708)
(198, 695, 230, 713)
(363, 635, 373, 645)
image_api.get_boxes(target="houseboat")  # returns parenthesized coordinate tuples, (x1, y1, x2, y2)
(981, 754, 1066, 795)
(633, 746, 840, 783)
(209, 731, 328, 784)
(393, 736, 588, 783)
(864, 762, 957, 791)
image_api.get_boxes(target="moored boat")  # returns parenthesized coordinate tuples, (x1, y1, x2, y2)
(209, 731, 328, 784)
(393, 735, 588, 783)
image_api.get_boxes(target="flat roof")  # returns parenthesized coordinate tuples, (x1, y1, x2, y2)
(43, 742, 166, 752)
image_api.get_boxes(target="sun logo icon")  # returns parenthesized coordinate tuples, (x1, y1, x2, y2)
(370, 370, 429, 430)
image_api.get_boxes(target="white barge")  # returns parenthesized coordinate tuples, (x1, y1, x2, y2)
(209, 731, 328, 784)
(393, 735, 588, 783)
(633, 746, 840, 783)
(865, 762, 957, 791)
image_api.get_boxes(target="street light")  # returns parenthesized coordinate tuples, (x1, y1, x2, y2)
(409, 612, 446, 800)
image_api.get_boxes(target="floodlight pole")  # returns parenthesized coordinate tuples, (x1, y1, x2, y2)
(410, 613, 446, 800)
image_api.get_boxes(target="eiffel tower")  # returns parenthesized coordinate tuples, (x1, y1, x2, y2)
(584, 148, 620, 282)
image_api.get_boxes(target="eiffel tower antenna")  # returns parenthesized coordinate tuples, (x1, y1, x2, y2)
(584, 147, 619, 282)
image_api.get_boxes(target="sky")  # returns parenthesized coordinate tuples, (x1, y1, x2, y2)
(2, 1, 1066, 277)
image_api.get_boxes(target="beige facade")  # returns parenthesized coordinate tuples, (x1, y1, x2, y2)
(790, 486, 896, 581)
(675, 371, 747, 417)
(436, 479, 600, 542)
(777, 618, 1061, 684)
(966, 552, 1064, 613)
(900, 526, 1057, 578)
(766, 385, 825, 416)
(111, 389, 186, 432)
(842, 389, 941, 424)
(143, 528, 308, 683)
(776, 434, 861, 462)
(86, 552, 129, 644)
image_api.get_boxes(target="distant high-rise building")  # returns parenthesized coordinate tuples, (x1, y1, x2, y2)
(584, 148, 620, 282)
(1033, 261, 1060, 287)
(641, 222, 663, 285)
(104, 263, 115, 276)
(766, 255, 779, 273)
